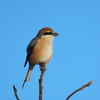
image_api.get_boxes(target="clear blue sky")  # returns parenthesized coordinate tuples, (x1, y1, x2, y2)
(0, 0, 100, 100)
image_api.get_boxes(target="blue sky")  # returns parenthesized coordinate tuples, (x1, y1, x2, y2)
(0, 0, 100, 100)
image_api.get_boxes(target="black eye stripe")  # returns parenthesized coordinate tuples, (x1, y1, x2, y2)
(44, 32, 53, 35)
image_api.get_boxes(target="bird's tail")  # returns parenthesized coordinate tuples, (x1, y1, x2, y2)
(22, 65, 34, 89)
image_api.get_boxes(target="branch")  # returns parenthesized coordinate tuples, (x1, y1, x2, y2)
(66, 80, 93, 100)
(13, 85, 20, 100)
(39, 64, 46, 100)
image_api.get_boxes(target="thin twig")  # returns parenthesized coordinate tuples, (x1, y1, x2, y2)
(39, 64, 46, 100)
(13, 85, 20, 100)
(66, 80, 93, 100)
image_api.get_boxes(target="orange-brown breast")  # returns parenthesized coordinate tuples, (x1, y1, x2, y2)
(28, 37, 53, 65)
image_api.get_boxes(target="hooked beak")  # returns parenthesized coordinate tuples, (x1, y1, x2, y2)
(53, 33, 59, 36)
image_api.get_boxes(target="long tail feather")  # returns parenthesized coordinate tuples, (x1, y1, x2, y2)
(22, 65, 34, 89)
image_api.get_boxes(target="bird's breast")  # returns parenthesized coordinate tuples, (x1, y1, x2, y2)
(28, 38, 53, 65)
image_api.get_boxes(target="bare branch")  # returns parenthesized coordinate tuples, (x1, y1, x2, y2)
(13, 85, 20, 100)
(39, 64, 46, 100)
(66, 80, 93, 100)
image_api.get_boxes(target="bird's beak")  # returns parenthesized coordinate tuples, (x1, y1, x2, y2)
(53, 33, 59, 36)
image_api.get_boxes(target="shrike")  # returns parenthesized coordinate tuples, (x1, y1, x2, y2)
(22, 27, 58, 89)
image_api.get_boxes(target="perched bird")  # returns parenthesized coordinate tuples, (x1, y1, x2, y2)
(22, 27, 58, 89)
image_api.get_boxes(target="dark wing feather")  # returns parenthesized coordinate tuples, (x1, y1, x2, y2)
(24, 37, 40, 67)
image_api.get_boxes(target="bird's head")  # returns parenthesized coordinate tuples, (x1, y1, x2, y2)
(37, 27, 59, 40)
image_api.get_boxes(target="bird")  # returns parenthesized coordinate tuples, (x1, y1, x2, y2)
(22, 27, 59, 89)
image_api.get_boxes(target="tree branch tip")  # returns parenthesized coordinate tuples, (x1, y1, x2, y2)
(13, 85, 20, 100)
(90, 80, 93, 84)
(87, 80, 93, 86)
(13, 85, 17, 92)
(66, 80, 93, 100)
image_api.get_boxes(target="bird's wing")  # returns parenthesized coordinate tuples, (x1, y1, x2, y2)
(24, 37, 40, 67)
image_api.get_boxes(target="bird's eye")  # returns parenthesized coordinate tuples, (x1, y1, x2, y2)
(44, 32, 53, 35)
